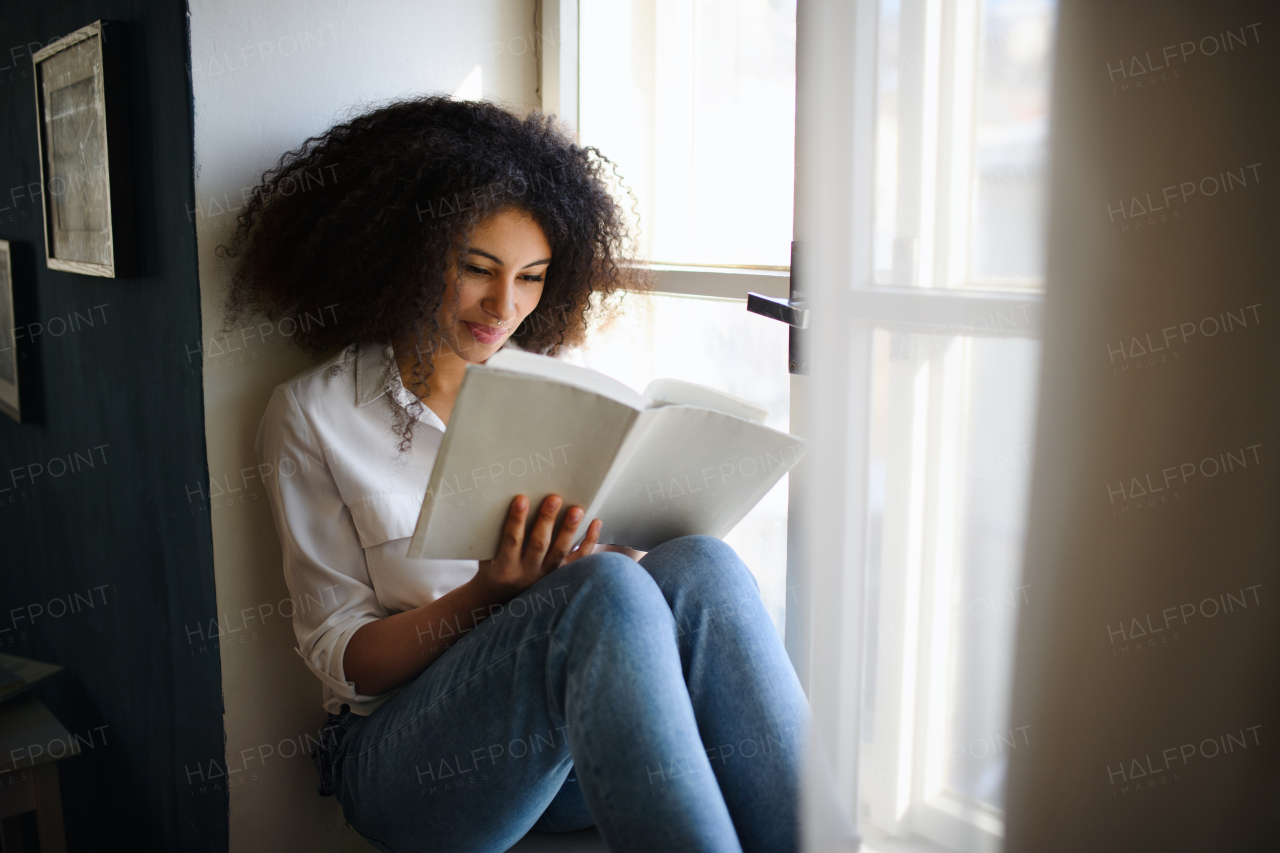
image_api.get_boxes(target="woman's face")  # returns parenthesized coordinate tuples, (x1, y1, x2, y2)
(437, 208, 550, 363)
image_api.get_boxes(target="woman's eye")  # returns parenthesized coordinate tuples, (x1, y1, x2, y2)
(521, 274, 545, 283)
(465, 264, 490, 276)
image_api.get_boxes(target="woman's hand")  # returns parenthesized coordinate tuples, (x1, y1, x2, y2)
(347, 495, 597, 696)
(474, 494, 602, 601)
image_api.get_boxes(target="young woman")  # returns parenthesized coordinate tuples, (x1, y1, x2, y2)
(223, 96, 808, 853)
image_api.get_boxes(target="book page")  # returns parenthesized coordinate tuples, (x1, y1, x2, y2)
(643, 378, 769, 423)
(487, 348, 645, 408)
(593, 406, 808, 550)
(407, 367, 640, 559)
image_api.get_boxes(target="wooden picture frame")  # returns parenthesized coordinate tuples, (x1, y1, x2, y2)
(0, 240, 26, 422)
(31, 20, 135, 278)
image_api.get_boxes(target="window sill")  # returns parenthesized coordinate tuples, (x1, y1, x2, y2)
(645, 264, 791, 300)
(859, 826, 961, 853)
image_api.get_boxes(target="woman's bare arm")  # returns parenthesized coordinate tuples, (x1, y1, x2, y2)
(343, 577, 508, 696)
(343, 495, 601, 697)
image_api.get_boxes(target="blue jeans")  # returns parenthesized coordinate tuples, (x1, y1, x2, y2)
(332, 536, 809, 853)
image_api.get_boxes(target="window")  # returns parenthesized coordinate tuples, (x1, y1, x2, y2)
(874, 0, 1054, 290)
(544, 0, 800, 636)
(549, 4, 1056, 849)
(578, 0, 797, 267)
(862, 330, 1040, 851)
(805, 0, 1056, 850)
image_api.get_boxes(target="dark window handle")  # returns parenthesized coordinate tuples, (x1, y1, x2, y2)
(745, 242, 809, 374)
(747, 292, 809, 329)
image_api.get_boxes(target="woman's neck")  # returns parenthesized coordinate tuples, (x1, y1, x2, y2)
(394, 342, 468, 426)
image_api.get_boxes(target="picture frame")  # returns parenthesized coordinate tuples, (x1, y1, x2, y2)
(0, 240, 30, 423)
(31, 20, 135, 278)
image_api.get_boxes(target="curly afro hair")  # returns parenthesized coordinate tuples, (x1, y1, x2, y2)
(219, 95, 647, 451)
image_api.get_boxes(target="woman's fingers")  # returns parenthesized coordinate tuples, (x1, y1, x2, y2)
(542, 506, 586, 571)
(500, 495, 529, 559)
(564, 519, 603, 564)
(584, 519, 602, 551)
(522, 495, 562, 568)
(495, 496, 598, 583)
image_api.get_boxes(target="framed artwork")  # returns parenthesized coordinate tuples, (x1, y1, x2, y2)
(31, 20, 135, 278)
(0, 240, 25, 422)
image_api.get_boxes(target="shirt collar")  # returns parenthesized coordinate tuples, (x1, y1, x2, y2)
(355, 342, 396, 408)
(355, 342, 447, 431)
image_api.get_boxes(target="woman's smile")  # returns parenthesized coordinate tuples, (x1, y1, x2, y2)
(462, 320, 508, 345)
(435, 208, 552, 367)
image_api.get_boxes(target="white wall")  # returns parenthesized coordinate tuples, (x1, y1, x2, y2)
(188, 2, 538, 849)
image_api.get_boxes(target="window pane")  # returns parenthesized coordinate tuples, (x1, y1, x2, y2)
(969, 0, 1056, 284)
(579, 0, 797, 267)
(873, 0, 1057, 289)
(873, 0, 902, 280)
(943, 334, 1038, 809)
(862, 328, 1039, 847)
(565, 293, 792, 634)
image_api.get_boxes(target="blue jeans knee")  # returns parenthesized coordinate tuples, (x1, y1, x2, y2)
(641, 535, 761, 597)
(552, 551, 676, 632)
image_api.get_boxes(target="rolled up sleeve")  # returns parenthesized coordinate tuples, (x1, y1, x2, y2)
(256, 383, 387, 704)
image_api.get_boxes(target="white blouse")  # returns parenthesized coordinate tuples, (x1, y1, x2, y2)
(256, 341, 479, 716)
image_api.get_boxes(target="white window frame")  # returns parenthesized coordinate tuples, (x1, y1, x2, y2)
(862, 0, 1052, 842)
(545, 3, 1048, 851)
(862, 327, 1029, 853)
(537, 0, 579, 136)
(796, 1, 1048, 852)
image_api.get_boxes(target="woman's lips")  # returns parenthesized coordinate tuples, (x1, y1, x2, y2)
(463, 321, 507, 345)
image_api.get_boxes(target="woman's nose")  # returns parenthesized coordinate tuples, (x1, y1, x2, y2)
(483, 275, 519, 323)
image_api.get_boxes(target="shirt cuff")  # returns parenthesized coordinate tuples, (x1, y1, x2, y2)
(295, 621, 386, 703)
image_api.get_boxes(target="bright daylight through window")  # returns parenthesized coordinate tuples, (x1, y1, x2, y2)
(575, 3, 1055, 847)
(573, 0, 799, 636)
(860, 1, 1055, 851)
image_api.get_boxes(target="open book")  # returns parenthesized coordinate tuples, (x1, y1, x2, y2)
(406, 350, 808, 560)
